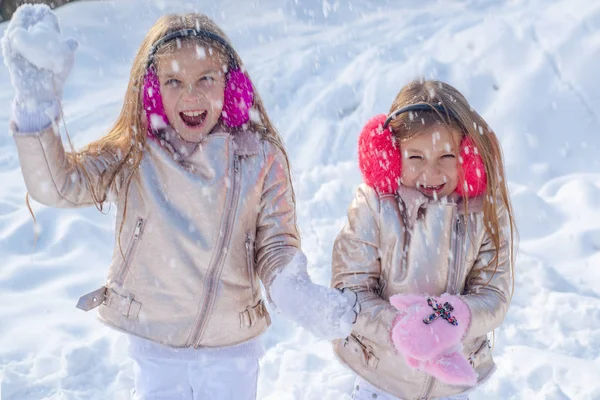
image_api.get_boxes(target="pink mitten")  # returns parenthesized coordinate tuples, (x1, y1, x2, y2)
(390, 293, 477, 386)
(405, 352, 477, 386)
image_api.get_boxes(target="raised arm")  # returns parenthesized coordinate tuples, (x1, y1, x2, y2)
(3, 5, 124, 207)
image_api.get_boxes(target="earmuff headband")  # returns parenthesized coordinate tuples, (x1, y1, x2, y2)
(147, 28, 237, 69)
(383, 103, 459, 129)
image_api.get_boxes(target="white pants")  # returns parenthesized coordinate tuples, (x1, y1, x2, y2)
(130, 353, 259, 400)
(351, 377, 469, 400)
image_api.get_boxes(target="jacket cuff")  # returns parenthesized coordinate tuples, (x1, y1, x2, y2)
(11, 98, 59, 134)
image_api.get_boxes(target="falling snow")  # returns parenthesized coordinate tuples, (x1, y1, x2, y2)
(0, 0, 599, 400)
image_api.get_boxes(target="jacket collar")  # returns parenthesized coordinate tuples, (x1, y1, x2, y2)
(396, 185, 429, 223)
(154, 126, 262, 160)
(396, 185, 485, 224)
(232, 129, 261, 157)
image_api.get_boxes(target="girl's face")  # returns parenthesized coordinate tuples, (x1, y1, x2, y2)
(399, 124, 463, 199)
(157, 43, 226, 142)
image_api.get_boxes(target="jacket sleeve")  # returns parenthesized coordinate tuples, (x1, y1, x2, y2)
(462, 205, 513, 340)
(255, 142, 301, 291)
(331, 183, 398, 343)
(12, 125, 125, 208)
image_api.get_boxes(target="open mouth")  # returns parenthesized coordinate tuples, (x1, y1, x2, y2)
(179, 110, 207, 128)
(418, 183, 446, 196)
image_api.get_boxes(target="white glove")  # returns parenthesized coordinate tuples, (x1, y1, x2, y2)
(1, 4, 78, 132)
(270, 251, 360, 340)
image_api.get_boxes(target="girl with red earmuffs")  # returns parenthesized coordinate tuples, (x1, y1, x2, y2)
(331, 79, 517, 400)
(3, 6, 359, 399)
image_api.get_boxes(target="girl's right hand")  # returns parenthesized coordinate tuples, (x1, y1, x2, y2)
(1, 4, 77, 131)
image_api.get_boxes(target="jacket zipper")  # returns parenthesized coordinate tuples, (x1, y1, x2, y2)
(190, 155, 242, 346)
(421, 209, 465, 399)
(445, 207, 459, 297)
(452, 215, 465, 294)
(115, 218, 144, 285)
(397, 196, 411, 281)
(245, 233, 256, 296)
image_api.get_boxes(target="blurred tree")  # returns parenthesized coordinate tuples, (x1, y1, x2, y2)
(1, 0, 78, 22)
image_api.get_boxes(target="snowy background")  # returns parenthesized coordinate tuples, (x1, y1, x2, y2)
(1, 0, 600, 399)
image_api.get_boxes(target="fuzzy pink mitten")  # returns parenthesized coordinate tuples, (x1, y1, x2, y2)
(389, 293, 477, 386)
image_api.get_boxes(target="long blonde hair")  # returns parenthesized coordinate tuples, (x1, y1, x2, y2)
(62, 13, 295, 251)
(387, 78, 517, 293)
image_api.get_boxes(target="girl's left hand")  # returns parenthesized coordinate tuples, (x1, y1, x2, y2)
(270, 251, 360, 340)
(389, 293, 470, 360)
(389, 293, 477, 386)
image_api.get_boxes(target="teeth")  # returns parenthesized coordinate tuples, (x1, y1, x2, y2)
(182, 110, 204, 117)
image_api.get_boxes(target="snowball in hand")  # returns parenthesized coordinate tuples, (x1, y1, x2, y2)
(1, 4, 78, 75)
(1, 4, 79, 128)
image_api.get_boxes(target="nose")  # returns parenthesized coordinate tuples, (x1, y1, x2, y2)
(181, 84, 204, 102)
(420, 163, 443, 184)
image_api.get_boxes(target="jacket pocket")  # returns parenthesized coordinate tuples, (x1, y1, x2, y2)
(468, 339, 491, 368)
(343, 333, 379, 369)
(114, 217, 144, 285)
(245, 233, 257, 296)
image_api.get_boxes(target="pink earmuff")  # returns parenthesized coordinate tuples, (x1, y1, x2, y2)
(358, 114, 487, 197)
(221, 68, 254, 127)
(142, 66, 254, 136)
(143, 68, 169, 136)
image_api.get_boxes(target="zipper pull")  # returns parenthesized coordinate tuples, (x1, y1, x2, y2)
(455, 216, 463, 233)
(245, 233, 252, 249)
(234, 156, 240, 172)
(133, 219, 143, 239)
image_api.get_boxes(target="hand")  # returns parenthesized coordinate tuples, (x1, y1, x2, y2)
(270, 251, 359, 340)
(389, 293, 477, 386)
(390, 293, 469, 360)
(1, 4, 77, 129)
(405, 351, 478, 386)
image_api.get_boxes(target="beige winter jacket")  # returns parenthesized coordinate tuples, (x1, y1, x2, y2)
(13, 125, 300, 348)
(331, 184, 512, 400)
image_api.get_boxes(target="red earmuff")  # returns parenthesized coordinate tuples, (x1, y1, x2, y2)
(357, 112, 487, 197)
(456, 136, 487, 197)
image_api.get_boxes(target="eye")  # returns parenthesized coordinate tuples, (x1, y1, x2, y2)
(441, 154, 456, 159)
(197, 74, 219, 86)
(408, 155, 423, 160)
(164, 78, 180, 86)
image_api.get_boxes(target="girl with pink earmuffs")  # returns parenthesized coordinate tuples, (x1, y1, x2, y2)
(3, 6, 359, 399)
(331, 79, 517, 400)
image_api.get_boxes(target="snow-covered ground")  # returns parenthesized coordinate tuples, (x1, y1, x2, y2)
(1, 0, 599, 399)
